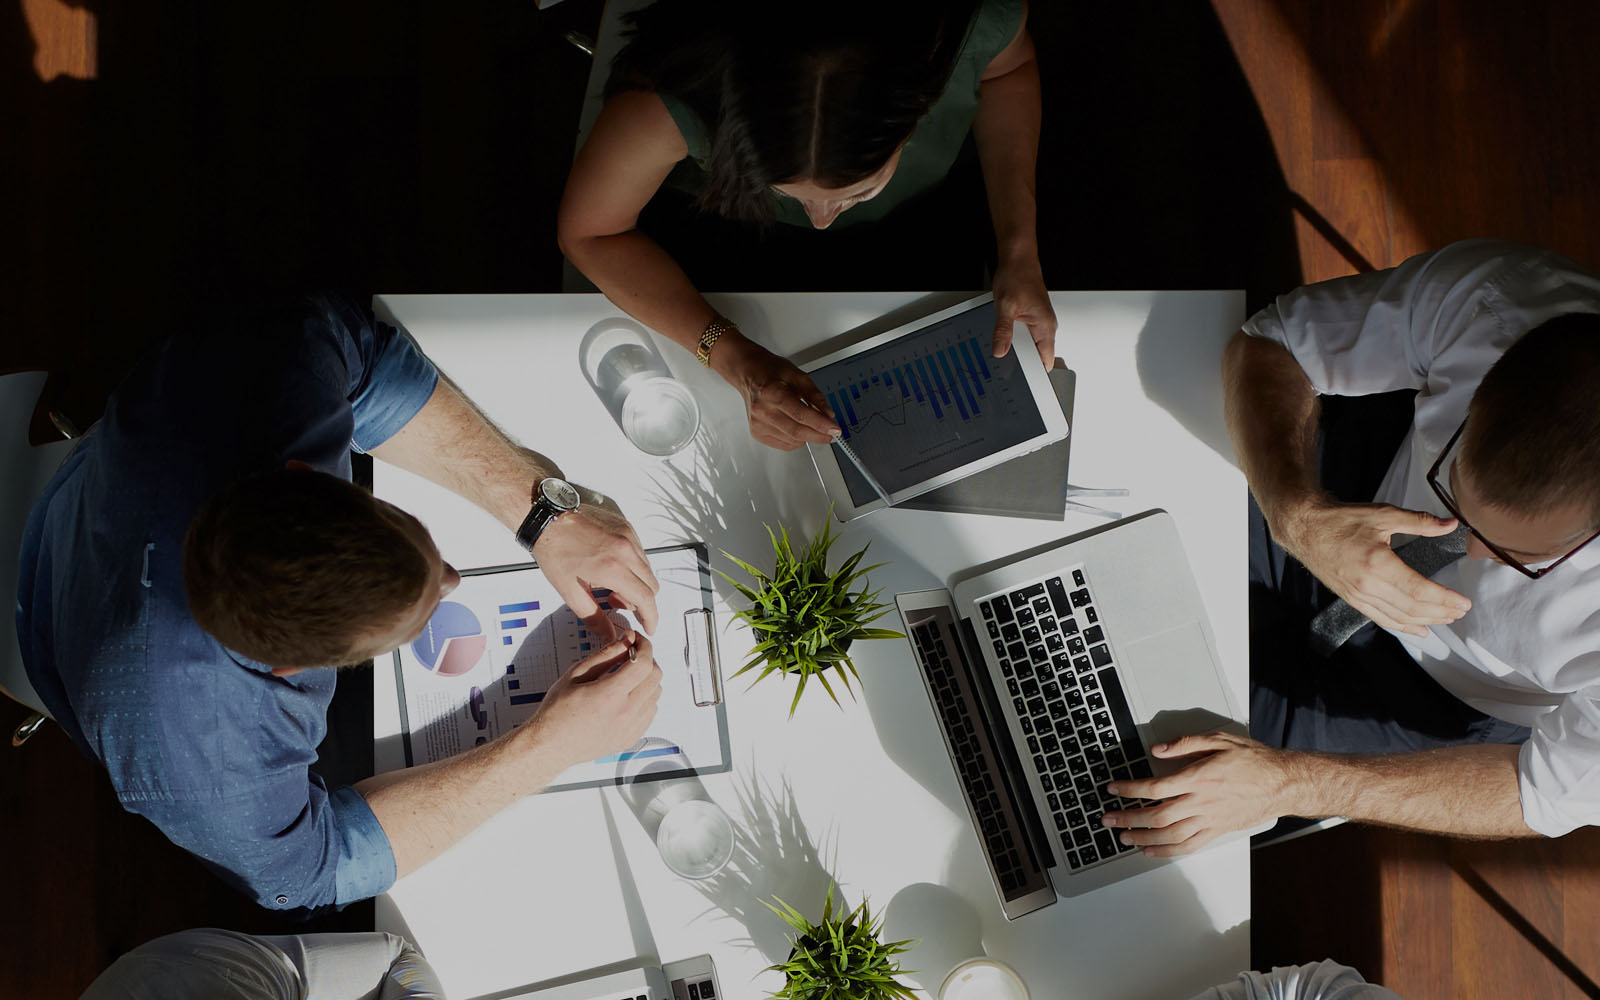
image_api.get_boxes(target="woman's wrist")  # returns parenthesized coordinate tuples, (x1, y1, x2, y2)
(997, 232, 1041, 270)
(705, 325, 753, 386)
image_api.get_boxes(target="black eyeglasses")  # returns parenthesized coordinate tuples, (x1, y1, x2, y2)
(1426, 419, 1600, 580)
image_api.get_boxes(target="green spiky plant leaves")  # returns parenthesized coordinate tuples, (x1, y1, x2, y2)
(764, 886, 917, 1000)
(720, 517, 904, 716)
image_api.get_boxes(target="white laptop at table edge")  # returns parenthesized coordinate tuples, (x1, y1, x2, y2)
(951, 508, 1251, 897)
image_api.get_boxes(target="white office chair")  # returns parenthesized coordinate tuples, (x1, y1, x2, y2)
(1, 371, 78, 746)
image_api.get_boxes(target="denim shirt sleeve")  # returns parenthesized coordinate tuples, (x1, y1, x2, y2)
(128, 772, 397, 912)
(346, 322, 438, 454)
(304, 294, 440, 454)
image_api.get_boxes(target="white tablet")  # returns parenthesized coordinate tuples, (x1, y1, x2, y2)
(801, 293, 1069, 521)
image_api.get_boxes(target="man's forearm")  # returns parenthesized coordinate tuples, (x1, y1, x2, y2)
(1221, 331, 1324, 537)
(370, 375, 559, 531)
(1284, 742, 1537, 838)
(974, 46, 1043, 265)
(354, 725, 566, 878)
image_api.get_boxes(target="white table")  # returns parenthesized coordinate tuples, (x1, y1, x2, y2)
(371, 291, 1249, 1000)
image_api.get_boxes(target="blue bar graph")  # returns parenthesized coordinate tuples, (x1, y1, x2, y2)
(968, 336, 991, 379)
(500, 618, 527, 630)
(958, 341, 988, 395)
(509, 692, 544, 707)
(937, 353, 969, 419)
(946, 347, 979, 414)
(595, 743, 682, 764)
(498, 600, 540, 614)
(502, 636, 512, 646)
(914, 358, 943, 418)
(508, 679, 520, 690)
(821, 330, 1003, 439)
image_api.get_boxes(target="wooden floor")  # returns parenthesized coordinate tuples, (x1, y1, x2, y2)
(6, 1, 1600, 997)
(1220, 2, 1600, 997)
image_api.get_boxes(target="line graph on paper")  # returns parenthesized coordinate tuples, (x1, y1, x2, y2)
(809, 302, 1047, 500)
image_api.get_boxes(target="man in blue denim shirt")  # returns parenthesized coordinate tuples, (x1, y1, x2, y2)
(15, 295, 665, 913)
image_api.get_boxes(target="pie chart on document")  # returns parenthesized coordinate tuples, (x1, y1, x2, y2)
(411, 601, 486, 677)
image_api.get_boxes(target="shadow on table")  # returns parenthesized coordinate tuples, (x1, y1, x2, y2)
(685, 764, 842, 967)
(925, 814, 1252, 997)
(882, 882, 983, 995)
(839, 527, 973, 824)
(1133, 290, 1241, 468)
(643, 419, 829, 609)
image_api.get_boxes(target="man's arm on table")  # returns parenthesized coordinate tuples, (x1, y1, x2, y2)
(1222, 331, 1469, 634)
(356, 635, 662, 878)
(370, 371, 660, 632)
(1102, 732, 1537, 855)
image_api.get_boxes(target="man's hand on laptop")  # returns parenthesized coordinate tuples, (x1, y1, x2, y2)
(1100, 731, 1294, 857)
(528, 632, 663, 767)
(1278, 498, 1471, 637)
(533, 500, 662, 635)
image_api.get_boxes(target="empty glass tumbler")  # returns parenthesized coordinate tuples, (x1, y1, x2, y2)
(579, 319, 701, 457)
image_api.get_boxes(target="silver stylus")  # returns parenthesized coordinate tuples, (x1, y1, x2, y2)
(832, 435, 894, 507)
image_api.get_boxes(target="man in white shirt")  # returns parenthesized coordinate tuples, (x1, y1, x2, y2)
(1097, 239, 1600, 853)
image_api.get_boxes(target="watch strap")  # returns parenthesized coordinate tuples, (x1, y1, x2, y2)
(696, 316, 736, 367)
(516, 501, 558, 552)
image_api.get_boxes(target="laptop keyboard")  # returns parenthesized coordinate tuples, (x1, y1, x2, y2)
(674, 977, 716, 1000)
(911, 621, 1033, 895)
(979, 566, 1154, 872)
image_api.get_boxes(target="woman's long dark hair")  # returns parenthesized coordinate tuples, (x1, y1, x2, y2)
(607, 0, 982, 225)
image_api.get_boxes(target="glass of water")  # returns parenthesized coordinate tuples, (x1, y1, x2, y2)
(655, 798, 735, 880)
(579, 319, 701, 457)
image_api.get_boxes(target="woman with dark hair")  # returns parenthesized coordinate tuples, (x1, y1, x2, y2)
(558, 0, 1053, 451)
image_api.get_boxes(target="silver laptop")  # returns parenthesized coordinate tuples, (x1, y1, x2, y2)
(494, 956, 721, 1000)
(895, 509, 1247, 918)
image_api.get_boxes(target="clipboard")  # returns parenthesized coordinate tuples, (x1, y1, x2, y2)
(389, 542, 730, 793)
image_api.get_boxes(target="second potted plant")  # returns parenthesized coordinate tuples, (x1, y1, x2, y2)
(765, 885, 917, 1000)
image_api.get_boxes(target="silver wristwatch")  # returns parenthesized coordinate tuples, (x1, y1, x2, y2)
(515, 477, 581, 552)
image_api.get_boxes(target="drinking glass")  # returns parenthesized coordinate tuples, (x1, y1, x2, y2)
(579, 319, 700, 457)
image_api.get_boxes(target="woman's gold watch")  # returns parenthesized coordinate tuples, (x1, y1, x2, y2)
(696, 316, 737, 367)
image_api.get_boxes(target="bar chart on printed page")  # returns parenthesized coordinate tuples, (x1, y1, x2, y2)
(809, 301, 1047, 499)
(388, 545, 730, 789)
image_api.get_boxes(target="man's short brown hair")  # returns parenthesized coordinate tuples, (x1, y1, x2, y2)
(184, 467, 431, 667)
(1462, 312, 1600, 524)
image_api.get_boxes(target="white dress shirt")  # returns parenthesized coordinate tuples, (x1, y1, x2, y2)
(1243, 239, 1600, 836)
(1188, 960, 1402, 1000)
(80, 928, 445, 1000)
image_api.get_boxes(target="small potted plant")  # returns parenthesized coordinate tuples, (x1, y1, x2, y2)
(766, 886, 916, 1000)
(722, 517, 903, 716)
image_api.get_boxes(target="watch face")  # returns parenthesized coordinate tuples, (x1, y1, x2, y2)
(540, 477, 580, 511)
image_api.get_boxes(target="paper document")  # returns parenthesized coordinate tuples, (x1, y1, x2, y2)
(389, 543, 729, 791)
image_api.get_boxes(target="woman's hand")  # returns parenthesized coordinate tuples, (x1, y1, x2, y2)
(709, 330, 841, 450)
(991, 252, 1057, 369)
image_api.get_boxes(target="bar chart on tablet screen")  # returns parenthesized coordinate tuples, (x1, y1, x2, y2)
(810, 302, 1047, 501)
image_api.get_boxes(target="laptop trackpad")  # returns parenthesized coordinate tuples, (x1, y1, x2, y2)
(1123, 620, 1238, 748)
